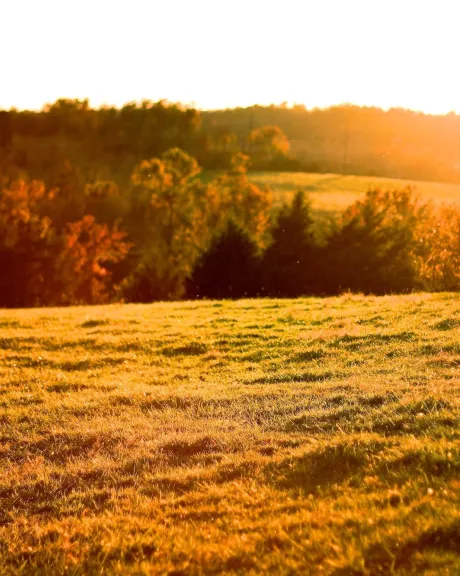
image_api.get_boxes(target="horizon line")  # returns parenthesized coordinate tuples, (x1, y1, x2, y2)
(1, 99, 459, 118)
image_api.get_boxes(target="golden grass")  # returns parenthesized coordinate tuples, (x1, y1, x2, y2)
(246, 172, 460, 214)
(1, 293, 459, 574)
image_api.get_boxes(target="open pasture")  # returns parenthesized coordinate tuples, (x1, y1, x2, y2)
(0, 293, 459, 574)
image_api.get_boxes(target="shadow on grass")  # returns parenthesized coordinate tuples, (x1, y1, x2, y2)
(418, 343, 460, 356)
(80, 319, 111, 329)
(0, 320, 22, 329)
(266, 441, 385, 495)
(291, 350, 328, 362)
(6, 432, 123, 465)
(332, 520, 460, 575)
(284, 406, 362, 434)
(160, 436, 224, 458)
(377, 447, 460, 482)
(162, 343, 208, 356)
(328, 332, 415, 350)
(4, 356, 128, 371)
(433, 318, 460, 331)
(0, 337, 40, 351)
(246, 370, 336, 385)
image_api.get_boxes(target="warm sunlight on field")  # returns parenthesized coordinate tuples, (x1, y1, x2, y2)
(3, 1, 460, 573)
(1, 294, 459, 574)
(247, 172, 460, 213)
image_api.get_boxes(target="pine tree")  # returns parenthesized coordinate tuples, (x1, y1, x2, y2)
(262, 191, 316, 297)
(188, 221, 261, 299)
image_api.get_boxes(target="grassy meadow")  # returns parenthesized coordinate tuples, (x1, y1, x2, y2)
(1, 294, 459, 574)
(239, 171, 460, 214)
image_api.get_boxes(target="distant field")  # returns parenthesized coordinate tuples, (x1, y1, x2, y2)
(1, 294, 459, 574)
(252, 171, 460, 213)
(204, 171, 460, 215)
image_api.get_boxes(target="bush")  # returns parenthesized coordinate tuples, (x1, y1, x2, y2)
(122, 259, 185, 302)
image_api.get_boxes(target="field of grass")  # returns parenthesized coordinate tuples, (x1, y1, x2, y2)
(1, 294, 459, 574)
(241, 172, 460, 214)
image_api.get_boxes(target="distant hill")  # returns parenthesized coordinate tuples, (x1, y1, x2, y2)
(203, 105, 460, 184)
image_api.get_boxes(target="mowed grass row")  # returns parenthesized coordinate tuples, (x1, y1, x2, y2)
(0, 294, 459, 574)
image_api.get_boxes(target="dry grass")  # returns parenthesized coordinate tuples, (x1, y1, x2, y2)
(0, 293, 459, 574)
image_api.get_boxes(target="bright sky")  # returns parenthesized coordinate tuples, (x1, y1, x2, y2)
(2, 0, 460, 113)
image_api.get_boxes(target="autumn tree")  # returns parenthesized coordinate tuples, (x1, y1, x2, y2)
(0, 111, 12, 149)
(205, 127, 240, 168)
(0, 180, 55, 306)
(84, 180, 127, 225)
(212, 153, 272, 247)
(0, 179, 130, 307)
(124, 148, 219, 300)
(124, 149, 273, 301)
(36, 160, 87, 229)
(55, 215, 130, 305)
(248, 125, 290, 169)
(415, 205, 460, 291)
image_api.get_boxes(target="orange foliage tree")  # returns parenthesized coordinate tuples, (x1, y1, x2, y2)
(56, 215, 130, 305)
(248, 125, 290, 168)
(0, 179, 130, 307)
(415, 205, 460, 291)
(0, 180, 55, 306)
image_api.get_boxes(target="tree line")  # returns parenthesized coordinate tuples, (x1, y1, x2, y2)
(4, 99, 460, 189)
(0, 99, 294, 195)
(204, 104, 460, 183)
(1, 147, 459, 308)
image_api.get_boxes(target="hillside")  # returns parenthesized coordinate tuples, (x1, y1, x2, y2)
(1, 294, 459, 574)
(243, 171, 460, 214)
(204, 105, 460, 184)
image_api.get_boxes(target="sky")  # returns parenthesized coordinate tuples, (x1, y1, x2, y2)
(2, 0, 460, 114)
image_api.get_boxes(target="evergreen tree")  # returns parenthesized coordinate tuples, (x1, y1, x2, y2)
(320, 188, 424, 294)
(262, 191, 316, 296)
(188, 221, 261, 299)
